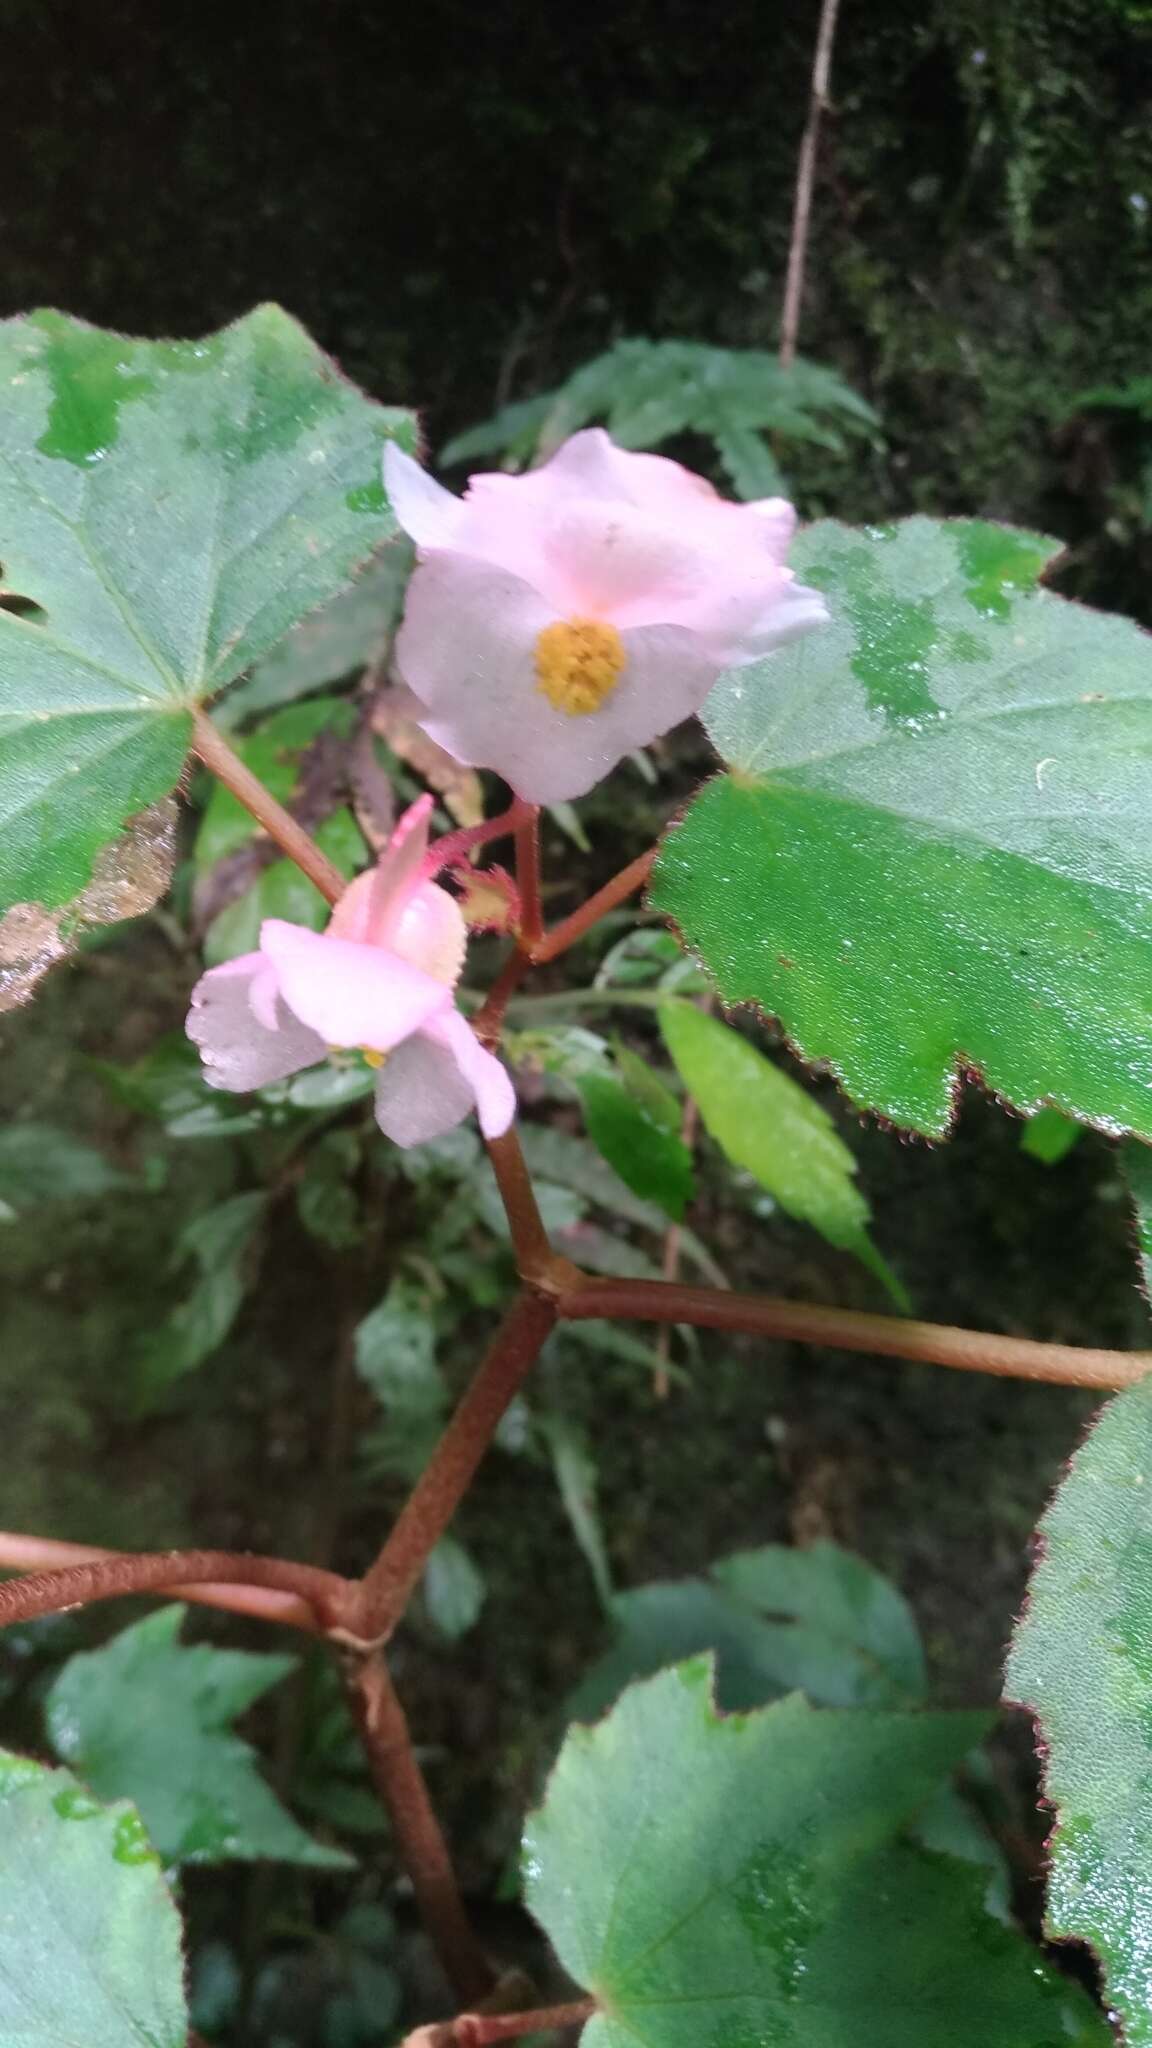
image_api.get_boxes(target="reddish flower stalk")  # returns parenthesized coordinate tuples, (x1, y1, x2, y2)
(0, 1546, 352, 1632)
(191, 710, 346, 905)
(559, 1275, 1152, 1389)
(343, 1651, 494, 2004)
(357, 1288, 559, 1641)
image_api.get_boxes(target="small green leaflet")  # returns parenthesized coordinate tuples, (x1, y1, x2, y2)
(660, 1001, 906, 1306)
(0, 1748, 188, 2045)
(0, 303, 414, 912)
(526, 1664, 1103, 2048)
(570, 1540, 925, 1720)
(578, 1071, 694, 1222)
(45, 1605, 352, 1867)
(1006, 1373, 1152, 2043)
(652, 518, 1152, 1140)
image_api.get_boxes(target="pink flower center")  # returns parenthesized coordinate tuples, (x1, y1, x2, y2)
(534, 617, 626, 716)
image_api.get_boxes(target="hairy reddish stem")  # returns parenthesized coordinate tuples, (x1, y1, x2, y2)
(472, 948, 534, 1047)
(515, 807, 544, 947)
(0, 1546, 352, 1632)
(484, 1126, 555, 1276)
(358, 1289, 558, 1640)
(192, 709, 346, 904)
(530, 847, 656, 964)
(343, 1651, 494, 2003)
(560, 1276, 1152, 1389)
(0, 1532, 326, 1633)
(424, 800, 530, 878)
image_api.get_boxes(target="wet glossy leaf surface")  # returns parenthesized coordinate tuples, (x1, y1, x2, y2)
(652, 518, 1152, 1138)
(0, 305, 413, 910)
(0, 1746, 187, 2044)
(46, 1605, 352, 1867)
(527, 1663, 1103, 2048)
(1007, 1374, 1152, 2042)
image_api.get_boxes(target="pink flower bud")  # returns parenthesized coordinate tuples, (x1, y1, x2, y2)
(186, 797, 514, 1147)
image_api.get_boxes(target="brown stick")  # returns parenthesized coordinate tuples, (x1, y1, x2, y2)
(559, 1276, 1152, 1390)
(191, 709, 346, 904)
(343, 1651, 494, 2003)
(530, 848, 656, 964)
(779, 0, 842, 367)
(0, 1546, 352, 1632)
(358, 1290, 558, 1639)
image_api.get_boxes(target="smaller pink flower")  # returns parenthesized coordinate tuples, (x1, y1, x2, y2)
(384, 428, 828, 803)
(186, 797, 515, 1148)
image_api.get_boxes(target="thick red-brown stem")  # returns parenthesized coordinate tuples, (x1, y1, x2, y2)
(358, 1289, 558, 1640)
(446, 2000, 597, 2044)
(0, 1546, 352, 1631)
(343, 1651, 494, 2003)
(472, 948, 534, 1047)
(530, 847, 656, 964)
(0, 1532, 324, 1632)
(191, 708, 346, 904)
(515, 808, 544, 947)
(779, 0, 841, 367)
(484, 1126, 555, 1276)
(423, 800, 530, 878)
(559, 1276, 1152, 1389)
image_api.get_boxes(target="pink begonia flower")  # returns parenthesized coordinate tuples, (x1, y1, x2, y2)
(186, 796, 515, 1149)
(383, 427, 828, 803)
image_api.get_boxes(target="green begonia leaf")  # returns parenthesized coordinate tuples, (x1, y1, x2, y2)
(46, 1605, 352, 1867)
(0, 1747, 188, 2045)
(1006, 1374, 1152, 2042)
(652, 517, 1152, 1138)
(0, 304, 413, 912)
(660, 1001, 906, 1305)
(527, 1664, 1102, 2048)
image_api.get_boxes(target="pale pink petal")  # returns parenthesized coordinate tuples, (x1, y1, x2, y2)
(187, 955, 326, 1093)
(384, 443, 464, 549)
(731, 577, 830, 661)
(373, 1010, 515, 1147)
(428, 1008, 516, 1138)
(748, 497, 798, 562)
(327, 796, 434, 946)
(259, 920, 451, 1053)
(497, 429, 717, 512)
(388, 881, 468, 987)
(398, 547, 716, 800)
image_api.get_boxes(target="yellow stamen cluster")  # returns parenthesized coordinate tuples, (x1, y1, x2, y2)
(534, 617, 626, 716)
